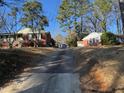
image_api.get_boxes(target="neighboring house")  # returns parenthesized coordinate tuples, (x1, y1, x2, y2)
(77, 41, 84, 47)
(77, 32, 102, 47)
(82, 32, 102, 47)
(0, 28, 54, 48)
(115, 34, 124, 42)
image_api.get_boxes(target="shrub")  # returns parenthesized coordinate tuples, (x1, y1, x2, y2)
(66, 37, 77, 47)
(101, 32, 117, 45)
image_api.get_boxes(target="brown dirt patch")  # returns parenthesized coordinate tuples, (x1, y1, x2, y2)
(75, 46, 124, 93)
(0, 48, 55, 87)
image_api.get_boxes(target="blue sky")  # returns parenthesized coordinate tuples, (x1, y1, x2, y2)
(40, 0, 119, 38)
(1, 0, 119, 37)
(1, 0, 66, 37)
(40, 0, 67, 38)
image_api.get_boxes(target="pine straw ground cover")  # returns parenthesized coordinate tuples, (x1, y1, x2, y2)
(75, 46, 124, 93)
(0, 48, 54, 87)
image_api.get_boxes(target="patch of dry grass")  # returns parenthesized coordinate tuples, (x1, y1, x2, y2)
(0, 48, 55, 87)
(75, 46, 124, 92)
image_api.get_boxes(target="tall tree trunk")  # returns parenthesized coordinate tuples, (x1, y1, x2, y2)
(119, 0, 124, 34)
(117, 18, 119, 34)
(103, 18, 107, 32)
(81, 15, 83, 32)
(74, 1, 77, 32)
(116, 16, 121, 34)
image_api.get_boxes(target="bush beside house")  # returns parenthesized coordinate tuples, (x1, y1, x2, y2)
(101, 32, 117, 45)
(66, 37, 77, 47)
(66, 32, 77, 47)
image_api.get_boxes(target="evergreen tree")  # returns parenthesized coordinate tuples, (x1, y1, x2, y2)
(21, 1, 48, 32)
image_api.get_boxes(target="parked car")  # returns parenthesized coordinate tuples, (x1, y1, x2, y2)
(60, 43, 67, 49)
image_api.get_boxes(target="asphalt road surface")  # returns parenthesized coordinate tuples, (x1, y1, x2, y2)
(0, 49, 81, 93)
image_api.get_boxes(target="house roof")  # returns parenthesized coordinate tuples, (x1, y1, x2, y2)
(17, 28, 45, 34)
(82, 32, 102, 40)
(115, 34, 124, 38)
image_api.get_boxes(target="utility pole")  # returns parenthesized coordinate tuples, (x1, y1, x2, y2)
(119, 0, 124, 34)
